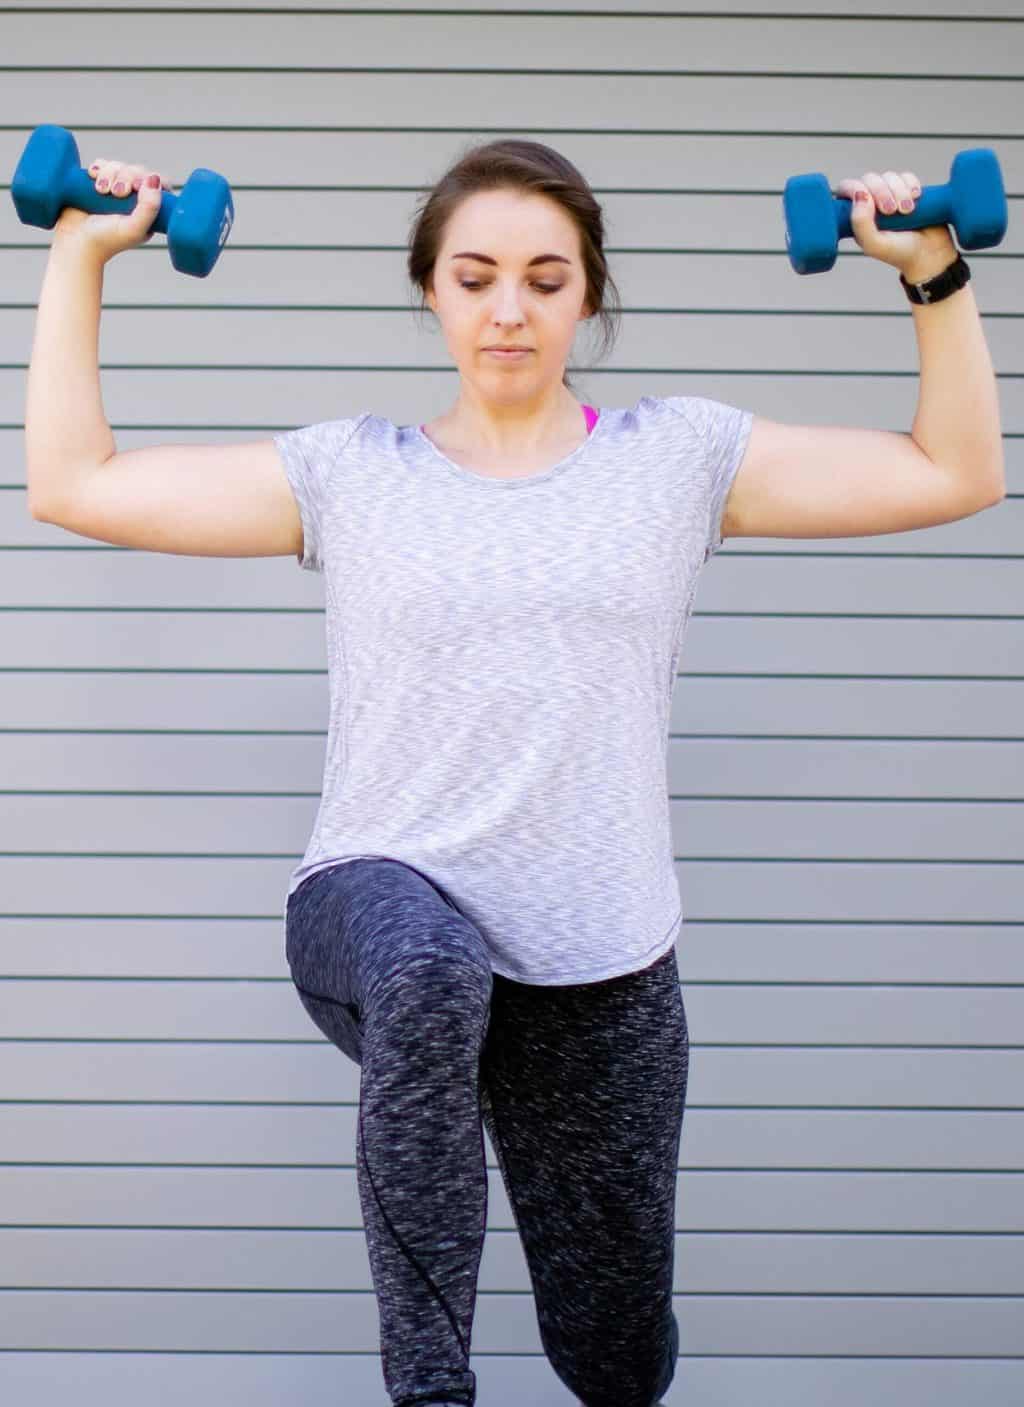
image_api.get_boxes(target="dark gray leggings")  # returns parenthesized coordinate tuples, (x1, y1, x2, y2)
(285, 856, 688, 1407)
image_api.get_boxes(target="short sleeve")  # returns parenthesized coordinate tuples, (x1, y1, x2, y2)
(663, 396, 754, 564)
(273, 415, 367, 573)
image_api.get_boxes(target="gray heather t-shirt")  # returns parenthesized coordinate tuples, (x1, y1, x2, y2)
(274, 394, 753, 985)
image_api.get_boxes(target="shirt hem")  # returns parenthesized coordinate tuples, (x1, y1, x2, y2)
(487, 908, 683, 986)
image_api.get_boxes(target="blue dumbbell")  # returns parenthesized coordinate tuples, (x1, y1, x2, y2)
(11, 124, 234, 278)
(783, 147, 1007, 275)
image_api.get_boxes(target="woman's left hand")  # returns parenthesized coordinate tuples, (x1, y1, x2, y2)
(834, 169, 958, 281)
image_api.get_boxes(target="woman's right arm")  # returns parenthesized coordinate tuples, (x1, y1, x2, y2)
(25, 217, 303, 560)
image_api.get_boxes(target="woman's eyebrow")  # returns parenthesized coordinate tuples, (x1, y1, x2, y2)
(449, 251, 571, 267)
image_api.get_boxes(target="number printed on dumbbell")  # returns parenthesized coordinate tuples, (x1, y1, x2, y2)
(218, 204, 234, 250)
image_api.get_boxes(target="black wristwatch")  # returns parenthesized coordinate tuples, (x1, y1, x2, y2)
(900, 253, 971, 305)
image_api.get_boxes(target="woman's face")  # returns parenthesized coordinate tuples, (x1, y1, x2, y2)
(425, 188, 592, 402)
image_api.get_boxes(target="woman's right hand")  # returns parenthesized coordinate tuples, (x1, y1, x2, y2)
(53, 157, 176, 263)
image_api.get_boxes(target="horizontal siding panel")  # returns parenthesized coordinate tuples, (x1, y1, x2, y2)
(0, 1356, 1021, 1407)
(7, 0, 1024, 15)
(2, 977, 1020, 1045)
(0, 856, 1019, 922)
(0, 672, 1019, 737)
(4, 984, 1018, 1052)
(4, 131, 1023, 211)
(3, 1103, 1024, 1168)
(3, 372, 1023, 439)
(671, 741, 1023, 798)
(3, 735, 1022, 799)
(6, 436, 1023, 499)
(0, 1355, 403, 1407)
(0, 611, 1018, 673)
(672, 679, 1024, 734)
(696, 558, 1023, 614)
(3, 203, 1024, 282)
(1, 1165, 1020, 1231)
(3, 378, 1022, 456)
(0, 1286, 1020, 1355)
(4, 305, 1022, 374)
(0, 793, 1021, 860)
(9, 492, 1024, 556)
(666, 801, 1023, 859)
(5, 11, 1024, 75)
(2, 1103, 1024, 1170)
(2, 921, 1021, 983)
(7, 1041, 1024, 1106)
(4, 239, 1024, 303)
(0, 69, 1020, 131)
(9, 1360, 1024, 1407)
(0, 1286, 424, 1352)
(4, 1226, 1024, 1294)
(12, 432, 1020, 489)
(5, 541, 1024, 612)
(673, 616, 1020, 674)
(8, 1103, 1024, 1170)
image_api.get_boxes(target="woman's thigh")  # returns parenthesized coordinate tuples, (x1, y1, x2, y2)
(284, 856, 494, 1066)
(479, 946, 689, 1407)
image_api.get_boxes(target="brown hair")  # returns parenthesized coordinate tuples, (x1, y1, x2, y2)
(407, 138, 622, 392)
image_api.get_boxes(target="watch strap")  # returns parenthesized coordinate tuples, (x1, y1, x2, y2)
(900, 253, 971, 305)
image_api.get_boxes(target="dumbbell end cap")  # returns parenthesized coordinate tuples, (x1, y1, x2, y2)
(784, 172, 839, 275)
(10, 124, 79, 229)
(166, 169, 234, 277)
(951, 147, 1008, 250)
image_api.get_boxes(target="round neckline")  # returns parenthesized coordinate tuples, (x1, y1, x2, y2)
(415, 405, 606, 488)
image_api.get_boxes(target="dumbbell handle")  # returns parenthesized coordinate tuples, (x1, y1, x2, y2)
(61, 165, 176, 232)
(835, 184, 951, 243)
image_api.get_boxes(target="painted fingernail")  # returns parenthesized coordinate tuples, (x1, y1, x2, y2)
(899, 199, 913, 213)
(855, 190, 870, 203)
(112, 182, 126, 196)
(97, 179, 109, 191)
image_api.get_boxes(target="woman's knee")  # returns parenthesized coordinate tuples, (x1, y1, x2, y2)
(340, 860, 494, 1029)
(368, 931, 494, 1035)
(288, 857, 489, 985)
(286, 857, 493, 1052)
(547, 1305, 679, 1407)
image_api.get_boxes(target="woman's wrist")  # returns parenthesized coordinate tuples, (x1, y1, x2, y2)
(899, 230, 959, 286)
(49, 231, 109, 276)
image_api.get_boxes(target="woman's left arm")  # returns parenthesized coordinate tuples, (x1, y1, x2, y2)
(721, 166, 1006, 545)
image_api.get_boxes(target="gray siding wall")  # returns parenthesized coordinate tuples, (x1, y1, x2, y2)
(1, 2, 1021, 1403)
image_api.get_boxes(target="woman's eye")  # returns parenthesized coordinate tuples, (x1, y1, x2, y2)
(458, 281, 562, 294)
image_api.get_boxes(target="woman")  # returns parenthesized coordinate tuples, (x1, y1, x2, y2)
(29, 139, 1004, 1407)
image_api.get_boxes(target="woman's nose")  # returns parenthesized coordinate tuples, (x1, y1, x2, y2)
(492, 288, 525, 317)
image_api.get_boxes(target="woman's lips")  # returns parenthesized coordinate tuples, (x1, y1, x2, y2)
(486, 348, 532, 359)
